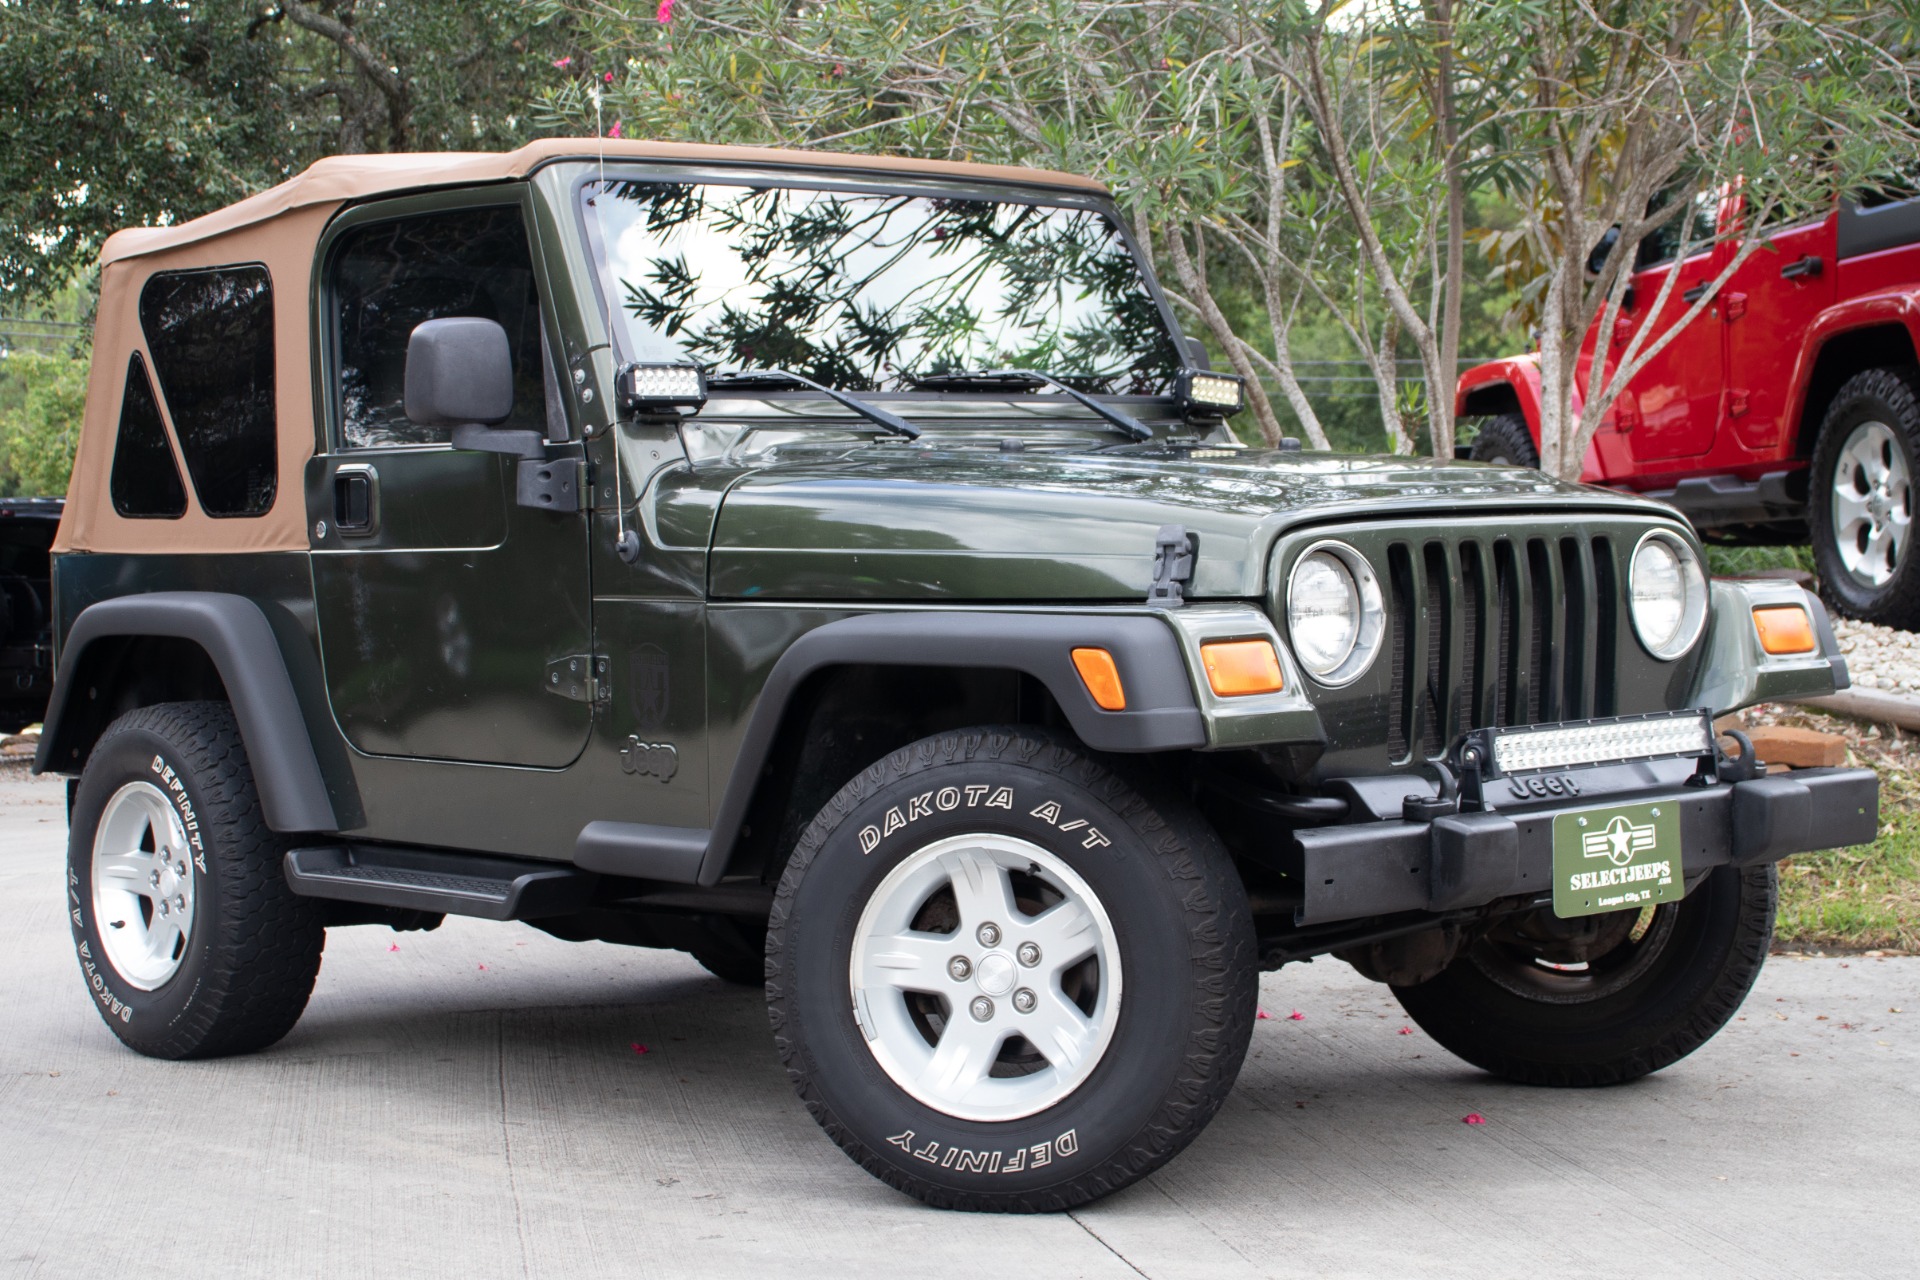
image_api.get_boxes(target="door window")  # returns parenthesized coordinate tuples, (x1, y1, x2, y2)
(1636, 190, 1721, 269)
(329, 206, 548, 449)
(138, 265, 278, 517)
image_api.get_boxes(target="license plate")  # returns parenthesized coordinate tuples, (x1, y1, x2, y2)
(1551, 801, 1685, 918)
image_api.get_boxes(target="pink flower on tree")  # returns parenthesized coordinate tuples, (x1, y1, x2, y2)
(657, 0, 675, 22)
(608, 120, 624, 139)
(552, 56, 573, 69)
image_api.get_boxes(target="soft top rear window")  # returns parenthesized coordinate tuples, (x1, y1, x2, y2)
(138, 265, 278, 517)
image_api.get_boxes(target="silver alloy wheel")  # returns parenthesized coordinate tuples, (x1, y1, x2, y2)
(849, 832, 1122, 1122)
(91, 780, 197, 991)
(1832, 419, 1912, 587)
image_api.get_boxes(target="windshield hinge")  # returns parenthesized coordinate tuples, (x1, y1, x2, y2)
(1147, 525, 1197, 607)
(547, 654, 610, 704)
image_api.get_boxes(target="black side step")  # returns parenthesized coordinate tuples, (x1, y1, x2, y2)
(284, 845, 595, 921)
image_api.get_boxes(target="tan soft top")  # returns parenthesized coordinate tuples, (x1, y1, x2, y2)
(99, 138, 1109, 266)
(62, 140, 1108, 555)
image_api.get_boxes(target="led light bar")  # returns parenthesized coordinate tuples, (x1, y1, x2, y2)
(1472, 710, 1713, 776)
(1176, 368, 1246, 416)
(617, 362, 707, 411)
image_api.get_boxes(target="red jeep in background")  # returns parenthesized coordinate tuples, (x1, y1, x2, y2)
(1456, 189, 1920, 628)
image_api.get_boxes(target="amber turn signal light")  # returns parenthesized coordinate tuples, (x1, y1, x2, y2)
(1071, 647, 1127, 711)
(1752, 605, 1817, 655)
(1200, 639, 1286, 697)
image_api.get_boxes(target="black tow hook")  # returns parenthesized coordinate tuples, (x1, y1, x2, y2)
(1702, 728, 1765, 784)
(1403, 761, 1461, 822)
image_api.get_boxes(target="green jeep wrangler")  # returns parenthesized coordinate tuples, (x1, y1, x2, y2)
(39, 140, 1876, 1211)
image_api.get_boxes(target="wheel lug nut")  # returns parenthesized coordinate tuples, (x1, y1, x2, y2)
(158, 902, 169, 917)
(969, 996, 994, 1022)
(948, 956, 972, 981)
(1016, 942, 1041, 967)
(150, 870, 161, 886)
(1013, 988, 1037, 1013)
(977, 922, 1001, 947)
(175, 894, 186, 910)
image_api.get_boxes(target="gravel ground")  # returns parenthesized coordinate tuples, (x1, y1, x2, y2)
(1830, 617, 1920, 694)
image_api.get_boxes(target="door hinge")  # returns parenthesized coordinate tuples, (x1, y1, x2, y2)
(1723, 292, 1748, 321)
(547, 654, 610, 703)
(1729, 391, 1751, 418)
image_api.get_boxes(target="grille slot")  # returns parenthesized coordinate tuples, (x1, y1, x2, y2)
(1383, 532, 1621, 763)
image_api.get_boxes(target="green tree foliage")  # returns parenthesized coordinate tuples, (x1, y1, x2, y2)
(0, 0, 572, 303)
(0, 352, 86, 497)
(541, 0, 1920, 463)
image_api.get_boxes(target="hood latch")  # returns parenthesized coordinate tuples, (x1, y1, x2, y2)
(1147, 524, 1197, 607)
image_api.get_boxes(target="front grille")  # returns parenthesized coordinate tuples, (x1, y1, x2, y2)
(1383, 532, 1620, 763)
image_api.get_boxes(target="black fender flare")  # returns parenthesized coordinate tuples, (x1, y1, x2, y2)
(34, 592, 338, 833)
(577, 610, 1206, 886)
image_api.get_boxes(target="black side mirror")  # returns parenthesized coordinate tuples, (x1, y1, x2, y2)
(1184, 335, 1214, 370)
(405, 317, 520, 437)
(1586, 226, 1622, 277)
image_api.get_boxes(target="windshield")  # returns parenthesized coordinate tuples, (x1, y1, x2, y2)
(580, 178, 1181, 396)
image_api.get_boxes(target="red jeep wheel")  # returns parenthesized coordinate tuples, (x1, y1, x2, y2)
(1810, 368, 1920, 628)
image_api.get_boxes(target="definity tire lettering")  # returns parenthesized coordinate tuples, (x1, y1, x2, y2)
(885, 1128, 1079, 1175)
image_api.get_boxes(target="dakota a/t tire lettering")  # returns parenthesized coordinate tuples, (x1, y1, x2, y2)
(66, 701, 324, 1060)
(766, 727, 1257, 1212)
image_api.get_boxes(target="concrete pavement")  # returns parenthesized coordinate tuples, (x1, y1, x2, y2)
(2, 764, 1914, 1279)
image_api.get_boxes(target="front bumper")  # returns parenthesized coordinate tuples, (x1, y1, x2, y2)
(1285, 762, 1878, 926)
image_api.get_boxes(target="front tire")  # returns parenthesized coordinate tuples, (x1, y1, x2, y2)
(1391, 865, 1775, 1086)
(1810, 367, 1920, 627)
(767, 728, 1256, 1211)
(67, 701, 324, 1059)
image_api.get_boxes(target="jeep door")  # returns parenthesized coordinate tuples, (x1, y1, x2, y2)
(1616, 191, 1727, 465)
(307, 190, 593, 768)
(1719, 204, 1836, 456)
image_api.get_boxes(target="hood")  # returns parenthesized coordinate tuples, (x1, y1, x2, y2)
(704, 444, 1682, 602)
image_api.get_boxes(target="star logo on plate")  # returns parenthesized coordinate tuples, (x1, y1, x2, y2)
(1582, 814, 1657, 866)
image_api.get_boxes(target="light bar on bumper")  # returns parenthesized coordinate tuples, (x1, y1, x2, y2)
(1461, 710, 1714, 776)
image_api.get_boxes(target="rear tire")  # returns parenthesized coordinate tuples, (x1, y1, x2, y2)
(1809, 367, 1920, 628)
(688, 918, 768, 986)
(767, 728, 1256, 1211)
(67, 701, 324, 1059)
(1391, 865, 1775, 1086)
(1468, 412, 1540, 468)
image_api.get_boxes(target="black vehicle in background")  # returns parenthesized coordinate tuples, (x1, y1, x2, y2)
(0, 497, 60, 733)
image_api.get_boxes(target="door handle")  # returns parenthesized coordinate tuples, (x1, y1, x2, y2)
(1781, 254, 1823, 280)
(333, 465, 378, 536)
(1682, 283, 1710, 303)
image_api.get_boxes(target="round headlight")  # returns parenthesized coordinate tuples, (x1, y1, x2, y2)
(1284, 542, 1385, 685)
(1630, 531, 1708, 660)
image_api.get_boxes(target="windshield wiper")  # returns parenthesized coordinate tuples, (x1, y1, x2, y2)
(909, 369, 1153, 442)
(706, 368, 920, 440)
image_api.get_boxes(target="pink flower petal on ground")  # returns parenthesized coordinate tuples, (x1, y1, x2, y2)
(553, 57, 573, 69)
(631, 1042, 650, 1054)
(477, 964, 487, 971)
(1256, 1008, 1272, 1020)
(656, 0, 675, 21)
(1462, 1113, 1487, 1125)
(1287, 1010, 1305, 1021)
(388, 943, 400, 952)
(1397, 1026, 1413, 1035)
